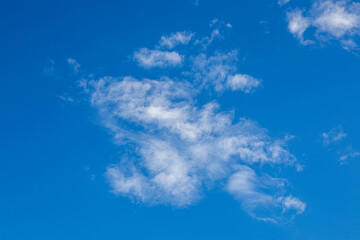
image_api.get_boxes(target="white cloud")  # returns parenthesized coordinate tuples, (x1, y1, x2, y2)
(286, 0, 360, 50)
(280, 195, 306, 214)
(106, 165, 151, 202)
(67, 58, 80, 73)
(339, 147, 360, 164)
(227, 166, 283, 211)
(287, 10, 313, 45)
(81, 24, 304, 221)
(191, 51, 260, 92)
(341, 38, 358, 49)
(226, 74, 261, 93)
(88, 75, 301, 220)
(312, 0, 360, 38)
(278, 0, 291, 6)
(227, 166, 306, 223)
(134, 24, 259, 94)
(133, 48, 184, 68)
(210, 18, 220, 27)
(321, 126, 359, 164)
(159, 31, 194, 49)
(195, 28, 222, 48)
(192, 51, 237, 91)
(321, 125, 347, 145)
(194, 19, 232, 48)
(58, 95, 74, 102)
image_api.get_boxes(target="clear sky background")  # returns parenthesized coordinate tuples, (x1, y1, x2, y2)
(1, 0, 360, 239)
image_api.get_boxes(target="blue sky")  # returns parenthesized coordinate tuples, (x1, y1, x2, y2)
(1, 0, 360, 239)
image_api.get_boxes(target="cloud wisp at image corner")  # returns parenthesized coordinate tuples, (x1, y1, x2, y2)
(285, 0, 360, 50)
(75, 21, 306, 223)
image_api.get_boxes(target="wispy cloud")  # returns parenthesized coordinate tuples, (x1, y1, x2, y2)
(280, 195, 306, 215)
(194, 19, 232, 48)
(80, 21, 305, 222)
(133, 48, 184, 68)
(286, 0, 360, 50)
(321, 125, 347, 146)
(159, 31, 194, 49)
(67, 58, 80, 73)
(339, 146, 360, 164)
(226, 74, 261, 92)
(191, 51, 261, 92)
(58, 95, 74, 103)
(278, 0, 291, 6)
(312, 0, 360, 39)
(321, 125, 359, 164)
(227, 166, 305, 222)
(90, 76, 303, 221)
(287, 10, 313, 45)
